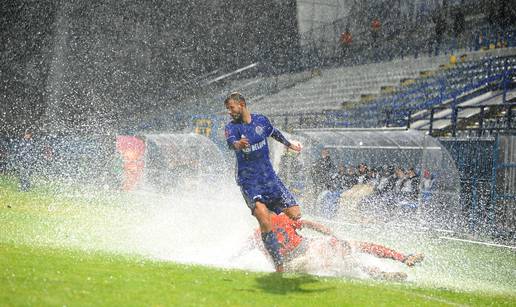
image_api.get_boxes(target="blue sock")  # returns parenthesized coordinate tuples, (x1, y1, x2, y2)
(261, 231, 283, 268)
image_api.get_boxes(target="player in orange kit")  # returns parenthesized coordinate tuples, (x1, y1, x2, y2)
(250, 213, 424, 280)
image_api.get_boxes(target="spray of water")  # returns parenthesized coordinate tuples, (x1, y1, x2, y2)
(7, 132, 514, 296)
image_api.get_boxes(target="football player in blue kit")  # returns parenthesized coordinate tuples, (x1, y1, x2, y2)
(224, 92, 302, 272)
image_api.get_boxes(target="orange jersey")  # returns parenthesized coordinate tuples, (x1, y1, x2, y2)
(253, 214, 304, 257)
(271, 214, 303, 256)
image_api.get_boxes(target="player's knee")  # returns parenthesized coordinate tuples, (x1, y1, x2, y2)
(253, 203, 272, 230)
(253, 202, 268, 217)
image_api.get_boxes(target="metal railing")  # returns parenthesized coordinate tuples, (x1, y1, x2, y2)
(385, 65, 515, 128)
(297, 14, 516, 70)
(426, 103, 515, 137)
(264, 63, 513, 131)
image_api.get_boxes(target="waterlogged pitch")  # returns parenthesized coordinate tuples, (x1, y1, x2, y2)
(1, 175, 515, 306)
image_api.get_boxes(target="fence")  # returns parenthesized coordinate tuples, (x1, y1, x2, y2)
(425, 103, 514, 137)
(441, 135, 516, 241)
(385, 65, 514, 128)
(297, 13, 516, 70)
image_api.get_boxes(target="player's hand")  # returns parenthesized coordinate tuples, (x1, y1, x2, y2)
(233, 137, 250, 150)
(288, 142, 302, 152)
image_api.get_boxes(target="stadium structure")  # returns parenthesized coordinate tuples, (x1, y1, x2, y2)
(1, 0, 515, 243)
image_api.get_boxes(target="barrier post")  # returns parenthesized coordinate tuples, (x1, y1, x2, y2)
(429, 108, 435, 135)
(470, 175, 478, 232)
(489, 135, 500, 235)
(451, 96, 458, 137)
(439, 79, 446, 105)
(502, 71, 508, 104)
(385, 109, 391, 127)
(507, 105, 513, 129)
(478, 106, 485, 137)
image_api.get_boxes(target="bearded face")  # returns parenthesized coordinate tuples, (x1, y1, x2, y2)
(225, 99, 245, 121)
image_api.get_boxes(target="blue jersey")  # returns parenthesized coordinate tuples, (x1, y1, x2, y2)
(225, 114, 278, 185)
(225, 114, 297, 212)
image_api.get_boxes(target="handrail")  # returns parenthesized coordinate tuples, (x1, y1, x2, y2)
(394, 65, 507, 107)
(268, 63, 513, 131)
(426, 102, 515, 137)
(363, 60, 497, 113)
(204, 63, 259, 85)
(386, 65, 514, 121)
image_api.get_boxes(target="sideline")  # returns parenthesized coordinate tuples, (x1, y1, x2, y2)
(404, 291, 469, 307)
(312, 216, 516, 250)
(438, 236, 516, 250)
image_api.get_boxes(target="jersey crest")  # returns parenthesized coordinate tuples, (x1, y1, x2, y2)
(255, 125, 264, 136)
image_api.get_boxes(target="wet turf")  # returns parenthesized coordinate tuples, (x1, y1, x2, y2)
(1, 175, 515, 306)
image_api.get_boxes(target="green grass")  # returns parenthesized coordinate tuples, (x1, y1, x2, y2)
(2, 243, 515, 306)
(1, 175, 515, 306)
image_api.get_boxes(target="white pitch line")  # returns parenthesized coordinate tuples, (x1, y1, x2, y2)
(434, 229, 455, 234)
(406, 292, 469, 307)
(439, 236, 516, 250)
(312, 217, 361, 227)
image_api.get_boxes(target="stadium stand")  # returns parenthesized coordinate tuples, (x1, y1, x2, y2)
(364, 50, 516, 129)
(230, 47, 515, 131)
(249, 55, 451, 115)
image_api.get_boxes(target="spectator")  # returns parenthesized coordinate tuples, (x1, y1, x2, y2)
(339, 165, 358, 190)
(278, 146, 303, 193)
(339, 29, 353, 63)
(356, 162, 370, 184)
(310, 148, 336, 196)
(393, 166, 406, 193)
(431, 11, 446, 55)
(15, 129, 36, 191)
(375, 165, 396, 195)
(370, 18, 382, 61)
(420, 169, 434, 202)
(368, 167, 380, 188)
(400, 167, 420, 201)
(334, 163, 347, 191)
(488, 0, 515, 32)
(40, 139, 55, 180)
(0, 137, 9, 173)
(453, 8, 466, 49)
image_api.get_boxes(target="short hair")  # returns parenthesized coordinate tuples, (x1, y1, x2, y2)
(224, 92, 245, 105)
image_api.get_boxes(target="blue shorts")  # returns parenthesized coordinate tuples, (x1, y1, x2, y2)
(240, 179, 297, 214)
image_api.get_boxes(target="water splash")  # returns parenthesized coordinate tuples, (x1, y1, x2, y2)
(2, 132, 514, 297)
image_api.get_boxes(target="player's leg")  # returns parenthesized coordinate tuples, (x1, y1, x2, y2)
(253, 201, 273, 232)
(276, 179, 302, 220)
(363, 266, 407, 281)
(240, 186, 284, 272)
(253, 201, 284, 272)
(402, 253, 425, 267)
(353, 241, 405, 262)
(352, 241, 424, 267)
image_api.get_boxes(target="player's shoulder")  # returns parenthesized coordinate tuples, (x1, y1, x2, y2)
(251, 113, 271, 124)
(251, 113, 268, 120)
(225, 119, 240, 129)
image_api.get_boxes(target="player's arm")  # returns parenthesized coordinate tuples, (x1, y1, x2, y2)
(271, 128, 302, 152)
(225, 126, 249, 151)
(270, 128, 291, 147)
(264, 117, 301, 152)
(299, 220, 334, 236)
